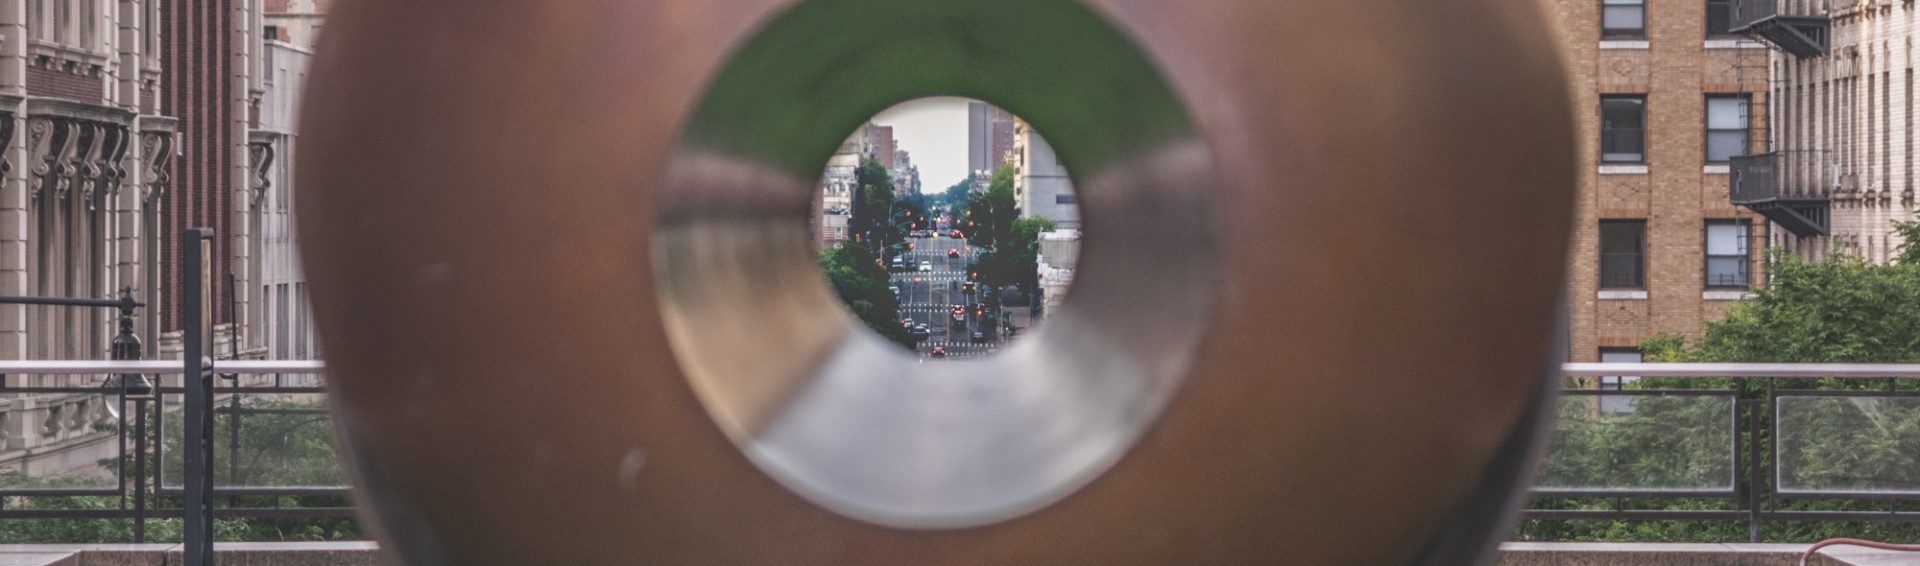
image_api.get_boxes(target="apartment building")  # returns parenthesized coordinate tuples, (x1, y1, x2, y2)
(1551, 0, 1772, 364)
(1731, 0, 1918, 262)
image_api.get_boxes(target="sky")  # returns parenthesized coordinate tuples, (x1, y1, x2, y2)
(872, 96, 973, 193)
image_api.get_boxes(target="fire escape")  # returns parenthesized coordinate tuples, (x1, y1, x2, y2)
(1729, 0, 1830, 58)
(1727, 0, 1832, 237)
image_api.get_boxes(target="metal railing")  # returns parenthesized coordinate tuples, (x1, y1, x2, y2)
(1731, 149, 1838, 203)
(1537, 363, 1920, 542)
(1731, 0, 1846, 29)
(0, 360, 1916, 545)
(0, 360, 338, 541)
(1730, 0, 1782, 31)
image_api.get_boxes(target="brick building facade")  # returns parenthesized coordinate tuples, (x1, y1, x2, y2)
(1551, 0, 1772, 363)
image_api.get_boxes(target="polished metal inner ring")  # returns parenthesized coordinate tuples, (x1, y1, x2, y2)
(652, 0, 1222, 529)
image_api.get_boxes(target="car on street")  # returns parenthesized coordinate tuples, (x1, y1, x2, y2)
(947, 249, 961, 258)
(971, 331, 987, 343)
(919, 261, 933, 272)
(950, 230, 963, 239)
(910, 325, 930, 339)
(930, 347, 947, 358)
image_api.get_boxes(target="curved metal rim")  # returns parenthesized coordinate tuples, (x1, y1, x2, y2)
(651, 0, 1222, 529)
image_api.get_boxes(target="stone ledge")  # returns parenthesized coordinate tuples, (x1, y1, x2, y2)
(0, 542, 381, 565)
(1499, 542, 1920, 565)
(0, 542, 1911, 565)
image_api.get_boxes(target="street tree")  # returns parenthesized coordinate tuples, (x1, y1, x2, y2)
(1005, 217, 1057, 295)
(941, 173, 975, 207)
(820, 243, 914, 350)
(963, 165, 1019, 251)
(849, 156, 902, 259)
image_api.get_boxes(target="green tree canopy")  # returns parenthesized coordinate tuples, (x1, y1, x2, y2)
(941, 173, 975, 207)
(1645, 251, 1920, 364)
(820, 242, 913, 350)
(849, 156, 901, 257)
(962, 165, 1019, 251)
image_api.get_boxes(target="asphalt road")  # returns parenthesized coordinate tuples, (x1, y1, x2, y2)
(891, 233, 997, 359)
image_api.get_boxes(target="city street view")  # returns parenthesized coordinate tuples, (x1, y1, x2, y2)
(815, 98, 1080, 360)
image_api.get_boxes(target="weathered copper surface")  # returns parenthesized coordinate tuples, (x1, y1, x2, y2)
(296, 0, 1575, 563)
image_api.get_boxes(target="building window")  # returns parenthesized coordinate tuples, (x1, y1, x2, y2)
(1706, 96, 1749, 163)
(1599, 348, 1643, 414)
(1602, 0, 1646, 38)
(1055, 194, 1075, 205)
(1600, 220, 1647, 289)
(1705, 220, 1750, 288)
(1706, 0, 1735, 36)
(1601, 96, 1646, 163)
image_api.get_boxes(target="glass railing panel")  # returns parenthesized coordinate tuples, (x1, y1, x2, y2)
(1536, 393, 1737, 493)
(1776, 395, 1920, 495)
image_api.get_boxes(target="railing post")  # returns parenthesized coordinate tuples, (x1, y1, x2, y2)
(132, 395, 148, 543)
(1746, 394, 1764, 543)
(183, 228, 215, 566)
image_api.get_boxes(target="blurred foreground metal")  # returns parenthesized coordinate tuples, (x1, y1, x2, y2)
(296, 0, 1576, 564)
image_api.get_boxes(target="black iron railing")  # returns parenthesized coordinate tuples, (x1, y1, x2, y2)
(1730, 0, 1832, 58)
(1730, 150, 1832, 236)
(1729, 0, 1781, 32)
(1530, 364, 1920, 542)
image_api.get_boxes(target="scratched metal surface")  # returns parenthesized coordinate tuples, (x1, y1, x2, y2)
(296, 0, 1576, 563)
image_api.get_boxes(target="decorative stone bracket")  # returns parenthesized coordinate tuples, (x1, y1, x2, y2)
(26, 115, 132, 210)
(139, 127, 174, 206)
(248, 139, 276, 206)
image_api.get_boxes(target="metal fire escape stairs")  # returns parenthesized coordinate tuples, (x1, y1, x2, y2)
(1727, 0, 1831, 237)
(1729, 0, 1831, 58)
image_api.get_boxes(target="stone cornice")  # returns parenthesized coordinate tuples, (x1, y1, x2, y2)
(137, 115, 178, 134)
(23, 98, 135, 125)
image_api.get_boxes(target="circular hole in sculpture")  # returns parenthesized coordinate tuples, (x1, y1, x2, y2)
(814, 97, 1081, 360)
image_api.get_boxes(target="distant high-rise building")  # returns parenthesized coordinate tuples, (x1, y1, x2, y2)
(890, 149, 920, 197)
(968, 102, 1016, 172)
(868, 125, 896, 170)
(815, 129, 869, 249)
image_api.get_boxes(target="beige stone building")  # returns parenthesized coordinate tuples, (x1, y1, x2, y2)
(1550, 0, 1772, 364)
(1736, 0, 1918, 263)
(1009, 118, 1080, 230)
(815, 126, 871, 250)
(264, 0, 328, 47)
(0, 0, 284, 481)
